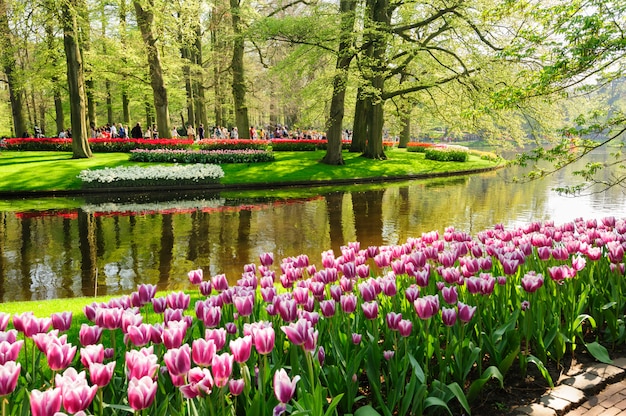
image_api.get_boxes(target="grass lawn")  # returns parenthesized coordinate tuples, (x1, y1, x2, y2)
(0, 148, 501, 193)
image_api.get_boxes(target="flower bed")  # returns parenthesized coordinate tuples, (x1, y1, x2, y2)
(425, 144, 469, 162)
(2, 138, 194, 152)
(129, 148, 275, 164)
(0, 217, 625, 415)
(197, 139, 271, 151)
(406, 142, 435, 153)
(78, 164, 224, 188)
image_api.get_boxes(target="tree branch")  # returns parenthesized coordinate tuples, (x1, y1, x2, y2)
(382, 69, 475, 99)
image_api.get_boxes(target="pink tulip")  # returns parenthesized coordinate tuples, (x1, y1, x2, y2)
(30, 388, 62, 416)
(441, 307, 457, 326)
(414, 295, 440, 320)
(229, 336, 252, 363)
(55, 367, 86, 389)
(197, 303, 222, 328)
(281, 319, 310, 346)
(199, 281, 213, 296)
(166, 291, 191, 310)
(164, 344, 192, 377)
(79, 324, 102, 347)
(398, 319, 413, 337)
(340, 294, 357, 314)
(89, 361, 116, 387)
(319, 300, 336, 318)
(51, 311, 72, 332)
(151, 297, 167, 313)
(162, 320, 188, 349)
(212, 353, 234, 388)
(211, 274, 229, 292)
(95, 307, 123, 330)
(260, 252, 274, 266)
(125, 349, 159, 380)
(0, 314, 9, 332)
(441, 286, 458, 305)
(276, 298, 298, 322)
(80, 344, 104, 367)
(521, 272, 544, 293)
(0, 330, 17, 344)
(0, 340, 23, 365)
(384, 311, 402, 332)
(128, 376, 158, 411)
(127, 323, 152, 347)
(188, 269, 204, 285)
(229, 378, 245, 396)
(405, 285, 420, 303)
(61, 379, 97, 414)
(205, 328, 227, 350)
(253, 326, 275, 355)
(273, 368, 300, 404)
(192, 338, 216, 367)
(458, 302, 477, 323)
(351, 333, 362, 345)
(13, 312, 51, 337)
(46, 341, 77, 371)
(234, 295, 254, 317)
(0, 361, 20, 396)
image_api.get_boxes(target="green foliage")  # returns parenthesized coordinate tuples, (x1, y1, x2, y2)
(425, 149, 469, 162)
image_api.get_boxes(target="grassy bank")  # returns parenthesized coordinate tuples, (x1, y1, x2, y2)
(0, 149, 501, 193)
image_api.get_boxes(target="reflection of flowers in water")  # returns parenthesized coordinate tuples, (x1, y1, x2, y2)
(81, 198, 226, 217)
(30, 262, 59, 299)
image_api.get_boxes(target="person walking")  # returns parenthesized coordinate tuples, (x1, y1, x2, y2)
(131, 122, 143, 139)
(187, 124, 196, 141)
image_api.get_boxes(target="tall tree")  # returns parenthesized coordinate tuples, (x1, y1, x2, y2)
(133, 0, 172, 138)
(229, 0, 250, 138)
(0, 0, 27, 137)
(322, 0, 357, 165)
(60, 0, 92, 158)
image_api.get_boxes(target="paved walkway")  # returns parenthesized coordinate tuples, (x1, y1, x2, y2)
(510, 357, 626, 415)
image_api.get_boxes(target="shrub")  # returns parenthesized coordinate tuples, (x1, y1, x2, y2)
(129, 148, 275, 164)
(425, 148, 469, 162)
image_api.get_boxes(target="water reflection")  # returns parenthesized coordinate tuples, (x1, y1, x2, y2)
(1, 151, 625, 302)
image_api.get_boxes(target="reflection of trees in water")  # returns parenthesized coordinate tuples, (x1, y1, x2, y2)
(78, 210, 97, 297)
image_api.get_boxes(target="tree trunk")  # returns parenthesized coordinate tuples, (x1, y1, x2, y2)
(120, 0, 131, 125)
(350, 87, 368, 153)
(53, 84, 64, 135)
(43, 0, 64, 135)
(60, 0, 91, 158)
(134, 0, 171, 138)
(322, 0, 357, 165)
(399, 113, 410, 147)
(362, 0, 389, 160)
(0, 0, 26, 137)
(230, 0, 250, 138)
(193, 25, 207, 128)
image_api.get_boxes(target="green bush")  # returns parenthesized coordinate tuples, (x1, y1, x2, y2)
(424, 148, 468, 162)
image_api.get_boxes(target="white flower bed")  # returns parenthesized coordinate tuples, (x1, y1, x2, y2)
(78, 164, 224, 188)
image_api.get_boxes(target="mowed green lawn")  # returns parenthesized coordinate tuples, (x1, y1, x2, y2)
(0, 149, 501, 192)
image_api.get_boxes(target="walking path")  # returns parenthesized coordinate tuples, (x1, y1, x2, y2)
(510, 357, 626, 415)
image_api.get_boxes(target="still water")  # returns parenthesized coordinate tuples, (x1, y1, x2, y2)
(1, 150, 625, 302)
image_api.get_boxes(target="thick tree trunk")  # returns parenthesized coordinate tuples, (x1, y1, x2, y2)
(230, 0, 250, 138)
(322, 0, 357, 166)
(0, 6, 27, 138)
(362, 0, 390, 160)
(134, 0, 171, 138)
(350, 88, 368, 153)
(60, 0, 92, 158)
(120, 0, 131, 125)
(193, 26, 207, 128)
(399, 113, 410, 147)
(53, 84, 64, 134)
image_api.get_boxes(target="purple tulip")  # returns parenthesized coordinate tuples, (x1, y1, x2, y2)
(229, 378, 245, 396)
(51, 311, 72, 332)
(277, 298, 298, 322)
(441, 286, 458, 304)
(46, 340, 77, 371)
(260, 252, 274, 266)
(192, 338, 216, 367)
(281, 319, 310, 346)
(162, 321, 188, 349)
(166, 291, 191, 310)
(340, 294, 357, 314)
(151, 297, 167, 314)
(319, 300, 336, 318)
(127, 324, 152, 347)
(385, 312, 402, 331)
(205, 328, 227, 350)
(383, 350, 395, 361)
(212, 274, 229, 292)
(234, 295, 254, 317)
(95, 307, 123, 330)
(352, 333, 362, 345)
(0, 340, 23, 365)
(405, 285, 420, 303)
(125, 348, 159, 380)
(273, 368, 300, 404)
(80, 344, 104, 367)
(0, 314, 9, 332)
(0, 330, 17, 344)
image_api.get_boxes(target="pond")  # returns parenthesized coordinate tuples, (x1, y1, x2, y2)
(1, 149, 624, 302)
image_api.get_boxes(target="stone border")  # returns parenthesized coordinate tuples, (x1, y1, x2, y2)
(511, 357, 626, 415)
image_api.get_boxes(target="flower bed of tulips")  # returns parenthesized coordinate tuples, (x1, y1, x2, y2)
(2, 138, 194, 152)
(128, 148, 275, 164)
(78, 164, 224, 189)
(0, 217, 625, 415)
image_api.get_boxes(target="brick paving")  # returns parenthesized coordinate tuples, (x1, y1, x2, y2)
(509, 357, 626, 415)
